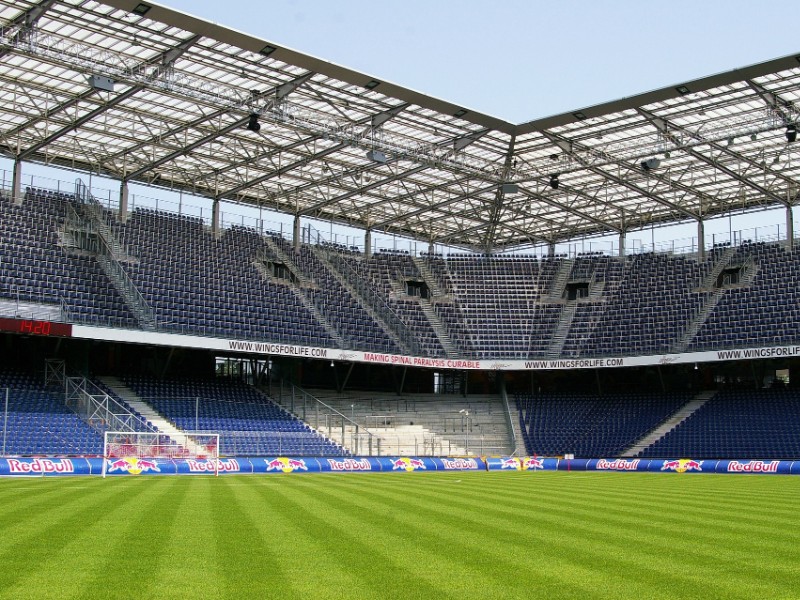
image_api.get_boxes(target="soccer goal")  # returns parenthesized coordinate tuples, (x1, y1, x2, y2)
(101, 431, 220, 477)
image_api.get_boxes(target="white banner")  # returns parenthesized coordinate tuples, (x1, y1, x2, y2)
(71, 325, 796, 371)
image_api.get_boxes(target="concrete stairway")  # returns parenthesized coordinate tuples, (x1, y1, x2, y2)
(99, 376, 204, 454)
(418, 298, 460, 358)
(619, 390, 716, 457)
(671, 289, 725, 353)
(545, 258, 574, 301)
(261, 237, 314, 288)
(311, 246, 416, 355)
(546, 303, 578, 357)
(411, 256, 450, 300)
(308, 389, 515, 456)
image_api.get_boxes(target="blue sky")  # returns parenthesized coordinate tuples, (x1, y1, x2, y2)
(165, 0, 800, 123)
(8, 0, 800, 253)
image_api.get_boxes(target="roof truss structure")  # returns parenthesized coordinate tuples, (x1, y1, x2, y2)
(1, 0, 800, 251)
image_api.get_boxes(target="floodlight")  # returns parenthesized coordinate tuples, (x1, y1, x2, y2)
(453, 109, 468, 118)
(675, 85, 691, 95)
(246, 113, 261, 132)
(787, 124, 797, 143)
(364, 80, 381, 90)
(366, 150, 387, 163)
(131, 3, 151, 16)
(573, 111, 587, 120)
(501, 183, 518, 194)
(88, 75, 115, 92)
(549, 174, 560, 190)
(259, 45, 277, 57)
(640, 158, 661, 171)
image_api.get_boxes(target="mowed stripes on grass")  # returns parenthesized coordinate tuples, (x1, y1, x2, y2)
(0, 471, 798, 600)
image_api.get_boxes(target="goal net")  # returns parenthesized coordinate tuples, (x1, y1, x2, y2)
(102, 431, 220, 477)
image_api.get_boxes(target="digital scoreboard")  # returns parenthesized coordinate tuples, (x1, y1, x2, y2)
(0, 318, 72, 337)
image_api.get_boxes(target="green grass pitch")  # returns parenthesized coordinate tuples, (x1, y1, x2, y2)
(0, 471, 798, 599)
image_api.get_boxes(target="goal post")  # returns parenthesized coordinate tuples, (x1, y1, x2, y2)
(101, 431, 220, 477)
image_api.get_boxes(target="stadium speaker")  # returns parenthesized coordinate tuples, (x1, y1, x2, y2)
(549, 174, 559, 190)
(640, 158, 661, 171)
(787, 124, 797, 143)
(247, 113, 261, 132)
(501, 183, 519, 194)
(366, 149, 387, 163)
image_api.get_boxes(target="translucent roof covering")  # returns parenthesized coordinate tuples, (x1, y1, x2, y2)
(2, 0, 800, 251)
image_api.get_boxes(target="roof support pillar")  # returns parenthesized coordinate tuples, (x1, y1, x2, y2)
(787, 205, 795, 249)
(618, 231, 626, 257)
(428, 240, 435, 256)
(364, 230, 372, 258)
(547, 241, 556, 257)
(697, 219, 705, 260)
(11, 157, 22, 205)
(118, 181, 129, 223)
(212, 198, 221, 238)
(293, 214, 301, 253)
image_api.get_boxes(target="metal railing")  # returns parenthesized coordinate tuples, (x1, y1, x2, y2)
(275, 380, 378, 455)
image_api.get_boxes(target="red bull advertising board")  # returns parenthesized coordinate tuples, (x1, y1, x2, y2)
(3, 456, 800, 477)
(590, 458, 652, 472)
(255, 457, 321, 473)
(485, 456, 559, 471)
(716, 460, 789, 474)
(103, 457, 175, 475)
(176, 459, 252, 474)
(433, 457, 486, 471)
(0, 458, 91, 476)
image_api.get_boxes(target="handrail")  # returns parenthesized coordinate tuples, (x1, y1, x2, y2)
(308, 224, 423, 355)
(498, 376, 519, 456)
(277, 379, 378, 455)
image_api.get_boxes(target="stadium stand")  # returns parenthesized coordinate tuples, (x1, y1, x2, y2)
(0, 189, 137, 328)
(0, 368, 103, 456)
(119, 376, 347, 457)
(5, 188, 800, 361)
(640, 388, 800, 459)
(516, 392, 693, 458)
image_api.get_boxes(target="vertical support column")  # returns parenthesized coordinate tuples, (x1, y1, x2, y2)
(547, 241, 556, 256)
(428, 240, 435, 256)
(364, 229, 372, 259)
(11, 158, 22, 205)
(212, 198, 220, 238)
(293, 214, 301, 253)
(118, 180, 129, 223)
(618, 231, 625, 257)
(697, 218, 705, 260)
(786, 204, 794, 249)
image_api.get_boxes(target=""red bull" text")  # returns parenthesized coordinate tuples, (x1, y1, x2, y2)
(8, 458, 74, 474)
(441, 458, 478, 470)
(327, 458, 371, 471)
(596, 459, 640, 471)
(727, 460, 779, 473)
(187, 459, 240, 473)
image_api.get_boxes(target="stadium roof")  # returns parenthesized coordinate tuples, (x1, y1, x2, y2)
(2, 0, 800, 252)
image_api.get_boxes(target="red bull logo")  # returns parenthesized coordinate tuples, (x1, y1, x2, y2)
(500, 457, 522, 470)
(106, 457, 161, 475)
(522, 457, 545, 471)
(8, 458, 74, 474)
(327, 458, 372, 471)
(727, 460, 779, 474)
(441, 458, 478, 470)
(661, 459, 703, 473)
(596, 459, 640, 471)
(266, 457, 308, 473)
(391, 457, 426, 472)
(186, 459, 240, 473)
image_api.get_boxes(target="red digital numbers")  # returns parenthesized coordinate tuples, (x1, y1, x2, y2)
(20, 320, 52, 335)
(0, 318, 70, 337)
